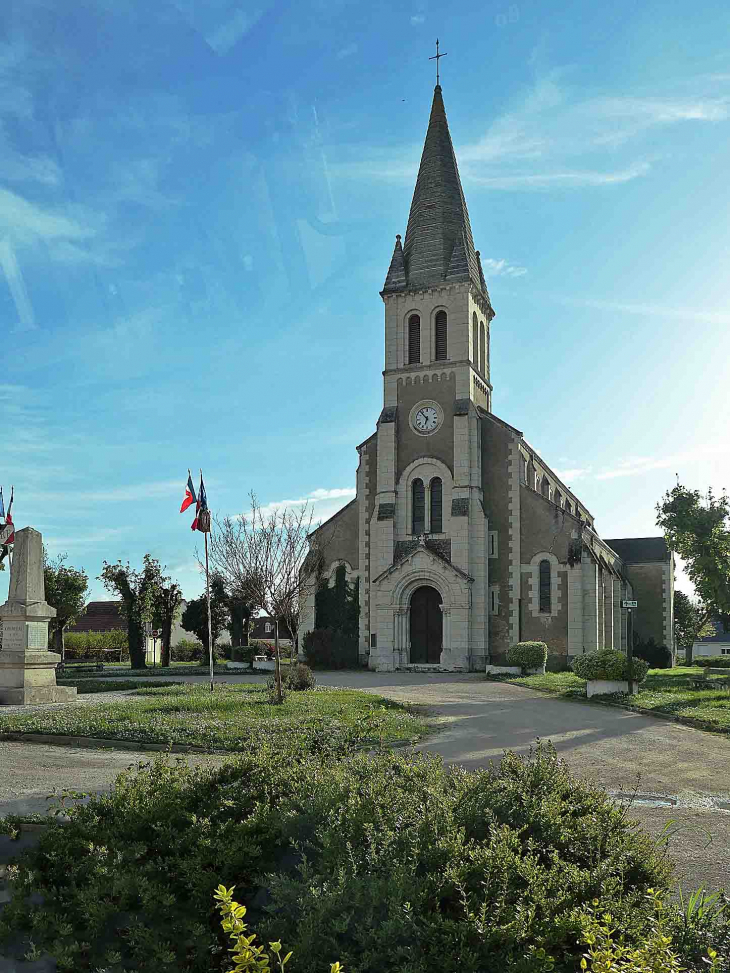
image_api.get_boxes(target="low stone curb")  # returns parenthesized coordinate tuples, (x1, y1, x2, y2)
(495, 678, 730, 736)
(0, 730, 419, 755)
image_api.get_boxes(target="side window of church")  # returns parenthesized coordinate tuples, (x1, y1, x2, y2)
(434, 310, 447, 361)
(408, 314, 420, 364)
(430, 477, 443, 532)
(472, 312, 478, 365)
(479, 321, 485, 375)
(488, 531, 498, 558)
(520, 456, 527, 484)
(539, 560, 551, 613)
(489, 585, 500, 615)
(412, 478, 425, 534)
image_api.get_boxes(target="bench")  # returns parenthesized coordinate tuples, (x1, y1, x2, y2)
(691, 668, 730, 689)
(57, 661, 105, 675)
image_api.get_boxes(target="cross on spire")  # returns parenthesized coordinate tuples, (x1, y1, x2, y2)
(429, 38, 447, 86)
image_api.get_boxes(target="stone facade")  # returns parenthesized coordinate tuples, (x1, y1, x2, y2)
(300, 85, 674, 672)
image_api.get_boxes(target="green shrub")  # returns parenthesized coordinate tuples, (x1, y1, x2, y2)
(231, 645, 255, 665)
(572, 649, 650, 683)
(695, 656, 730, 668)
(506, 640, 548, 674)
(634, 637, 672, 670)
(285, 663, 316, 691)
(172, 638, 203, 662)
(303, 628, 359, 669)
(0, 743, 686, 973)
(61, 629, 128, 661)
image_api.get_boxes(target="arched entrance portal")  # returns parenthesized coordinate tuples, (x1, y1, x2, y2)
(409, 585, 443, 664)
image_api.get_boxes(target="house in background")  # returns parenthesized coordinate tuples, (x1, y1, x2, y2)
(68, 601, 125, 633)
(692, 616, 730, 659)
(250, 617, 293, 644)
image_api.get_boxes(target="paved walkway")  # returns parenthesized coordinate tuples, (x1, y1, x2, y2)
(2, 671, 729, 891)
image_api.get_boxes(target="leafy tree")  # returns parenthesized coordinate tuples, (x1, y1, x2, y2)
(43, 551, 90, 662)
(152, 582, 183, 667)
(227, 586, 256, 648)
(656, 483, 730, 664)
(181, 575, 229, 655)
(99, 555, 165, 669)
(674, 590, 715, 657)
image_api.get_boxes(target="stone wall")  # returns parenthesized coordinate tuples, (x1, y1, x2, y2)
(624, 562, 668, 648)
(396, 371, 457, 481)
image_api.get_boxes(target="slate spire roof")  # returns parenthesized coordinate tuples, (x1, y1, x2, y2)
(383, 84, 489, 302)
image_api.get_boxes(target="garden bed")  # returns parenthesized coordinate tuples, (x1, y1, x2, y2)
(0, 683, 427, 751)
(491, 667, 730, 733)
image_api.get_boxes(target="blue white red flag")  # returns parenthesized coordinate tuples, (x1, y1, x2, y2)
(191, 474, 208, 531)
(180, 471, 197, 513)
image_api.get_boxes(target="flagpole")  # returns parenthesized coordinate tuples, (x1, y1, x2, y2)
(202, 470, 214, 693)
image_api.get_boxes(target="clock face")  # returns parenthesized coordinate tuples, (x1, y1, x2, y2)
(414, 406, 439, 432)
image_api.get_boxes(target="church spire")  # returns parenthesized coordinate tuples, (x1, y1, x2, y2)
(383, 84, 488, 299)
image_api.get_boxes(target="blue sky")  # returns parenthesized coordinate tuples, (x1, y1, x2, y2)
(2, 0, 729, 604)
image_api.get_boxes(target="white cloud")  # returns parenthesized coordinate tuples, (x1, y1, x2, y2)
(330, 67, 729, 192)
(255, 487, 356, 522)
(481, 257, 527, 278)
(0, 239, 35, 331)
(553, 296, 730, 326)
(44, 527, 130, 551)
(0, 187, 96, 248)
(25, 480, 182, 505)
(411, 15, 425, 24)
(469, 161, 651, 190)
(595, 446, 729, 481)
(554, 467, 592, 482)
(336, 43, 357, 60)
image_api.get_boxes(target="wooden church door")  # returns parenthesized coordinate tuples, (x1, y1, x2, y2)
(409, 585, 443, 664)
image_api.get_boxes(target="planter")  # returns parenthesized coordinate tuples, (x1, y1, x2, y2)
(486, 664, 546, 676)
(586, 679, 639, 697)
(253, 659, 276, 671)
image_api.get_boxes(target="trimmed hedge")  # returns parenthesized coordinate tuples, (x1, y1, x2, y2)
(694, 656, 730, 668)
(303, 628, 359, 669)
(506, 640, 548, 673)
(0, 743, 693, 973)
(60, 629, 128, 660)
(572, 648, 649, 683)
(634, 637, 672, 670)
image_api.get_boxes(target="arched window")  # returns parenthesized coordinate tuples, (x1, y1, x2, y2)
(472, 312, 478, 365)
(554, 490, 562, 508)
(430, 477, 443, 533)
(412, 478, 425, 534)
(539, 559, 551, 613)
(541, 476, 550, 499)
(408, 314, 421, 364)
(479, 321, 485, 375)
(434, 310, 447, 361)
(564, 501, 572, 516)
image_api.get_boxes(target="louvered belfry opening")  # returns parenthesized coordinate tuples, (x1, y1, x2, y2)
(408, 314, 421, 364)
(430, 477, 443, 532)
(539, 559, 551, 613)
(412, 479, 425, 534)
(472, 312, 478, 365)
(434, 310, 447, 361)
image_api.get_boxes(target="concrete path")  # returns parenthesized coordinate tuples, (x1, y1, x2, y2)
(2, 671, 729, 891)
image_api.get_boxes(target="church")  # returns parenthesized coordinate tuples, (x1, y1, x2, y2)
(300, 83, 675, 672)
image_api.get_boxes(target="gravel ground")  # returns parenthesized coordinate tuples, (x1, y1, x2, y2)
(1, 670, 729, 891)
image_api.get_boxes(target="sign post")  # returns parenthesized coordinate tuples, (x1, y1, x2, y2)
(622, 600, 638, 694)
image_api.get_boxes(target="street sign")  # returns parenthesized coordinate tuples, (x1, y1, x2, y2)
(0, 524, 14, 546)
(623, 600, 638, 608)
(152, 629, 162, 637)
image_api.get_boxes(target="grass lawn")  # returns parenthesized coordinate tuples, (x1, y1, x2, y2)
(497, 666, 730, 732)
(0, 683, 428, 750)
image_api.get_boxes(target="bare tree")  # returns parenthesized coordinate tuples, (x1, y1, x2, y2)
(206, 494, 324, 702)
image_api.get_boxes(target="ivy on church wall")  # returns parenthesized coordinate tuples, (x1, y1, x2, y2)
(315, 564, 360, 647)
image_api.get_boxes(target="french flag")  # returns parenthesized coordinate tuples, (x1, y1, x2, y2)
(180, 472, 197, 513)
(191, 474, 207, 531)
